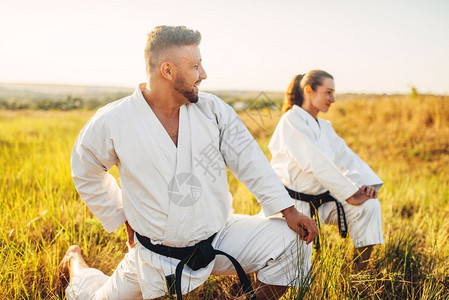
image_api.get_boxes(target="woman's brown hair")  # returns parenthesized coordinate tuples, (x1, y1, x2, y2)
(282, 70, 334, 113)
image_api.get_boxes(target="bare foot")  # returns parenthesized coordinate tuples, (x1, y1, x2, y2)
(58, 245, 89, 291)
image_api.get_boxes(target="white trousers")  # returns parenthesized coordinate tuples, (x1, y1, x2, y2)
(294, 198, 384, 248)
(66, 214, 311, 300)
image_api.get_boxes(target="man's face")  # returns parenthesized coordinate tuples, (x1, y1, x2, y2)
(173, 45, 207, 104)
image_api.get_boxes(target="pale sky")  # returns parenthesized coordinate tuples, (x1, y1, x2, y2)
(1, 0, 448, 94)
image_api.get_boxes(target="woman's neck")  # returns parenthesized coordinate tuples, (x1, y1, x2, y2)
(300, 103, 319, 119)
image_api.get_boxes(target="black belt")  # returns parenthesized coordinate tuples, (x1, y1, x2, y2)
(136, 232, 256, 299)
(285, 187, 348, 250)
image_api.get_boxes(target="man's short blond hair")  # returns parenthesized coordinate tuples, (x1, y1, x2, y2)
(144, 26, 202, 76)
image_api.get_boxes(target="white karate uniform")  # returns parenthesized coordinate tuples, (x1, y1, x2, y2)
(67, 84, 310, 299)
(269, 105, 384, 248)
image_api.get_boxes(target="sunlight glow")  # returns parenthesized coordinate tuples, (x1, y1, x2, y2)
(1, 0, 448, 94)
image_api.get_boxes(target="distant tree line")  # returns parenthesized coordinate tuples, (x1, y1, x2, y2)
(0, 94, 284, 111)
(0, 95, 128, 111)
(1, 88, 440, 111)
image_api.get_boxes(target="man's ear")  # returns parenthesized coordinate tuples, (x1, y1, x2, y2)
(160, 62, 175, 80)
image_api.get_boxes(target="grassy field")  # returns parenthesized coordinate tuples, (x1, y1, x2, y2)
(0, 94, 448, 299)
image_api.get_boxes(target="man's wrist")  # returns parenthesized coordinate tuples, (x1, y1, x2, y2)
(281, 205, 295, 218)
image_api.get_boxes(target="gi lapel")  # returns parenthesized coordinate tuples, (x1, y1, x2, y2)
(134, 85, 178, 171)
(164, 104, 198, 246)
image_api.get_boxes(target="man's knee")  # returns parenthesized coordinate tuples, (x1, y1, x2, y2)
(257, 220, 312, 287)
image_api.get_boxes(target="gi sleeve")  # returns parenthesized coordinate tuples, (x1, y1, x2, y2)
(214, 97, 294, 216)
(71, 112, 126, 233)
(280, 116, 359, 202)
(331, 126, 383, 190)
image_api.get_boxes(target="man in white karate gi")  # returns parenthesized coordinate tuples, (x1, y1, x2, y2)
(60, 25, 318, 300)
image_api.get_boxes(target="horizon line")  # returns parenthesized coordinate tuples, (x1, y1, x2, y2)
(0, 81, 446, 96)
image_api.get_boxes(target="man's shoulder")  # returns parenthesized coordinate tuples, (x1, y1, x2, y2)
(198, 91, 221, 104)
(90, 94, 133, 123)
(196, 92, 231, 112)
(101, 94, 133, 111)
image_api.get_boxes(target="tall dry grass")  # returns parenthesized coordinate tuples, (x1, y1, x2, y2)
(0, 94, 448, 299)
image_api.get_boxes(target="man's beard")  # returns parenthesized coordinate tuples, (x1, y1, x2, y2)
(174, 75, 199, 104)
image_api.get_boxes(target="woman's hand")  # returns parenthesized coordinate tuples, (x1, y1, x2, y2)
(281, 206, 318, 244)
(125, 221, 135, 249)
(347, 185, 377, 206)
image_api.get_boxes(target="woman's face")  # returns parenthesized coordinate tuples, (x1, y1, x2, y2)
(309, 77, 335, 114)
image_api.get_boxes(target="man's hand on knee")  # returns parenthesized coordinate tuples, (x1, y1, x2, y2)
(281, 206, 318, 244)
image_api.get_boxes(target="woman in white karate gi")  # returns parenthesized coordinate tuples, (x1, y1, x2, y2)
(269, 70, 384, 271)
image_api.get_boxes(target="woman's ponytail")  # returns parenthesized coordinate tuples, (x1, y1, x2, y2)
(282, 74, 304, 114)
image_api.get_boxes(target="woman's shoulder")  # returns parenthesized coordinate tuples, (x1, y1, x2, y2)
(276, 109, 318, 141)
(284, 106, 309, 123)
(281, 108, 309, 129)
